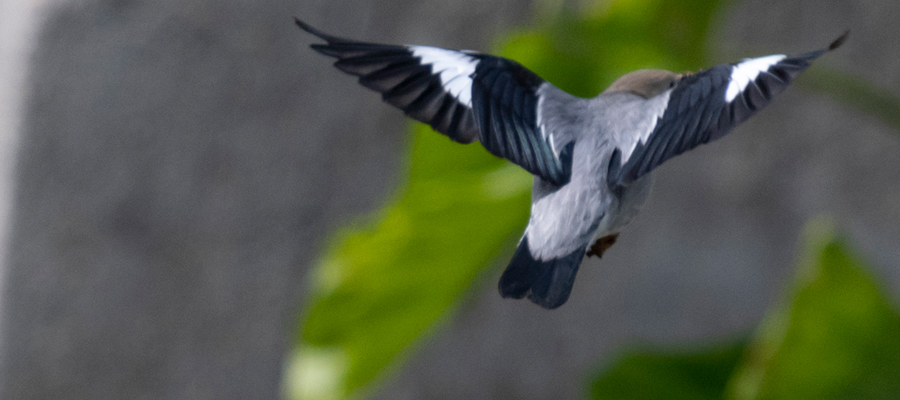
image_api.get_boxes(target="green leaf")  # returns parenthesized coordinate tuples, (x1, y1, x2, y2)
(589, 220, 900, 400)
(590, 340, 747, 400)
(294, 125, 532, 398)
(726, 219, 900, 400)
(505, 0, 721, 98)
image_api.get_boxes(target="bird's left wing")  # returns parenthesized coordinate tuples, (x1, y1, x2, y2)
(607, 33, 848, 187)
(296, 18, 575, 186)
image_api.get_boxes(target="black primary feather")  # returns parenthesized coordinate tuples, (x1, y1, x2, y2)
(608, 32, 847, 188)
(296, 18, 574, 186)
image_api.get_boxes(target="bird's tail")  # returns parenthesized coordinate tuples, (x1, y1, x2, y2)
(498, 237, 587, 309)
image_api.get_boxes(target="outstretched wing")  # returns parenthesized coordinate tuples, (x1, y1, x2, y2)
(608, 32, 848, 187)
(296, 18, 574, 186)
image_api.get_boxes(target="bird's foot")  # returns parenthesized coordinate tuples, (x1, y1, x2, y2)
(586, 234, 619, 258)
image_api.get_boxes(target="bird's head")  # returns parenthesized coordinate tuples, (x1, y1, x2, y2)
(602, 69, 684, 99)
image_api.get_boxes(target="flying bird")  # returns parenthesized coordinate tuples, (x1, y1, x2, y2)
(295, 18, 847, 309)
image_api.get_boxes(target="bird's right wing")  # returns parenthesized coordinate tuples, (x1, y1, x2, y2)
(607, 32, 848, 187)
(296, 18, 575, 186)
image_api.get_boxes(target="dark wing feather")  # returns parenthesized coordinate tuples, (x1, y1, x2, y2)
(608, 32, 848, 187)
(296, 18, 573, 186)
(470, 56, 574, 185)
(297, 18, 478, 143)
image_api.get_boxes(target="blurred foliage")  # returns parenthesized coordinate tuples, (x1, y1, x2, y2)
(590, 340, 747, 400)
(590, 221, 900, 400)
(727, 221, 900, 400)
(291, 1, 900, 399)
(802, 67, 900, 134)
(294, 125, 532, 398)
(503, 0, 720, 98)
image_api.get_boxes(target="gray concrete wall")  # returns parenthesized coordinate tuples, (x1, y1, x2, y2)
(0, 0, 62, 335)
(0, 0, 532, 398)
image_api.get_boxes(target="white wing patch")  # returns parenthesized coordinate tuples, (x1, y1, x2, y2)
(410, 46, 479, 107)
(724, 54, 786, 102)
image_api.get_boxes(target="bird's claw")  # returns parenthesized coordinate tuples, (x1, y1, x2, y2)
(586, 234, 619, 258)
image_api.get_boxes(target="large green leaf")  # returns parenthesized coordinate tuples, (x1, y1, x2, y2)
(293, 125, 532, 399)
(590, 340, 747, 400)
(726, 221, 900, 400)
(589, 220, 900, 400)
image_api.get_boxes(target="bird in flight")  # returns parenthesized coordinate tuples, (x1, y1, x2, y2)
(296, 18, 847, 309)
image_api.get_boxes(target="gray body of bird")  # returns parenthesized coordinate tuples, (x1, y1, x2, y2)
(296, 18, 847, 309)
(525, 85, 667, 261)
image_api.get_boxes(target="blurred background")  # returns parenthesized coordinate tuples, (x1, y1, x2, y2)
(0, 0, 898, 399)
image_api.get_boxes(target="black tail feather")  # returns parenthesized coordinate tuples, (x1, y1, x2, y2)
(498, 239, 540, 300)
(499, 237, 587, 309)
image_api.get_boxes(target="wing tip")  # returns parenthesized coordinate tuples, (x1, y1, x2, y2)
(293, 17, 347, 44)
(828, 30, 850, 51)
(293, 17, 318, 36)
